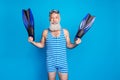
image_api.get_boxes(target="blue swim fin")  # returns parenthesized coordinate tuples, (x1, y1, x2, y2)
(75, 13, 96, 40)
(22, 8, 35, 41)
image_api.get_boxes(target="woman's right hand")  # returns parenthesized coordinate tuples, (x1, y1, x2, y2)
(28, 36, 33, 43)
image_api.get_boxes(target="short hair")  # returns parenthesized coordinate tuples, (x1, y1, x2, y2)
(49, 9, 60, 16)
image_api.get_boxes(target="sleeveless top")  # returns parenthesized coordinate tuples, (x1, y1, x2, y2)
(46, 29, 67, 67)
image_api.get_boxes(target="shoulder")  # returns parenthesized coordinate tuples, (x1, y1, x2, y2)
(63, 28, 69, 35)
(43, 29, 48, 33)
(42, 29, 48, 37)
(62, 28, 69, 37)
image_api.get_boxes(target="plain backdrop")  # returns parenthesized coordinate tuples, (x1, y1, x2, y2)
(0, 0, 120, 80)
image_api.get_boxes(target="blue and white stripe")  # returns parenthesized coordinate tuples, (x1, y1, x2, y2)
(46, 29, 68, 73)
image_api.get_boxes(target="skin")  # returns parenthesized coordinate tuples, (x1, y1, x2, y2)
(28, 12, 81, 80)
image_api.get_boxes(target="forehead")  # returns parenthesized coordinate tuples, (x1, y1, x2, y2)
(50, 13, 60, 17)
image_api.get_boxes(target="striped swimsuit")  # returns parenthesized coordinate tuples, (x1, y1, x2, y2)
(46, 29, 68, 73)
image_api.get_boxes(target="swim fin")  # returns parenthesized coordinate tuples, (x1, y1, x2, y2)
(75, 13, 95, 40)
(22, 8, 35, 41)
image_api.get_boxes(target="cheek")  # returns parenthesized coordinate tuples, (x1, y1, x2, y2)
(58, 17, 60, 21)
(50, 19, 53, 22)
(56, 18, 60, 22)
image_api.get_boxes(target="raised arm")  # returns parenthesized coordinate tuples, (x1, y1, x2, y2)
(63, 29, 81, 49)
(28, 30, 48, 48)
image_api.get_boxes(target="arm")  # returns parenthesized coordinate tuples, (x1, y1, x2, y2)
(28, 30, 48, 48)
(63, 29, 81, 49)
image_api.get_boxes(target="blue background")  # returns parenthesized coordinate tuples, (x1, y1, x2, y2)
(0, 0, 120, 80)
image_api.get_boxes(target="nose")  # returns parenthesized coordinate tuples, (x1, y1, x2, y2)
(53, 18, 56, 21)
(52, 19, 57, 23)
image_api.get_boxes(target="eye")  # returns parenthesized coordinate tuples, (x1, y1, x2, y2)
(50, 17, 53, 19)
(56, 16, 59, 19)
